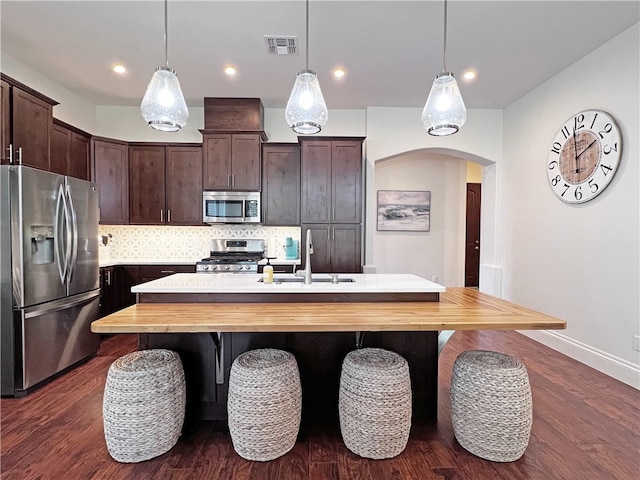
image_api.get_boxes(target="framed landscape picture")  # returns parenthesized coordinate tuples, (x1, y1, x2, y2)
(377, 190, 431, 232)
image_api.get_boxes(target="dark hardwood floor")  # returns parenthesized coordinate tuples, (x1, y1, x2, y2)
(2, 330, 638, 479)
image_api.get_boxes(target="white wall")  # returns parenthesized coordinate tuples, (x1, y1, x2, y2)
(1, 52, 97, 132)
(374, 152, 466, 286)
(364, 107, 503, 287)
(502, 24, 639, 386)
(95, 106, 366, 143)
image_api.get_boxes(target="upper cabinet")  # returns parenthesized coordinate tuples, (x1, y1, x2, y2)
(262, 143, 301, 226)
(92, 138, 129, 225)
(201, 98, 267, 192)
(50, 119, 91, 180)
(129, 144, 202, 225)
(202, 133, 263, 191)
(1, 74, 58, 169)
(1, 80, 9, 164)
(300, 137, 364, 224)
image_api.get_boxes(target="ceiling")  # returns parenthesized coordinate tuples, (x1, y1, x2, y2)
(1, 1, 638, 110)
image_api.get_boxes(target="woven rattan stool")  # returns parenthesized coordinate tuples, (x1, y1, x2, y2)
(227, 348, 302, 461)
(450, 350, 532, 462)
(339, 348, 412, 459)
(103, 349, 186, 463)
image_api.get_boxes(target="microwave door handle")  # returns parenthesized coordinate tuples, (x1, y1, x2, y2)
(54, 184, 66, 285)
(66, 184, 79, 282)
(242, 199, 246, 221)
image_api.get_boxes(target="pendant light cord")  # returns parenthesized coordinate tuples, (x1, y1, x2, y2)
(442, 0, 448, 73)
(305, 0, 310, 71)
(164, 0, 169, 68)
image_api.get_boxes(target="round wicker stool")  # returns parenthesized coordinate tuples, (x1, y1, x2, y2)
(227, 348, 301, 461)
(339, 348, 412, 459)
(103, 349, 186, 463)
(450, 350, 532, 462)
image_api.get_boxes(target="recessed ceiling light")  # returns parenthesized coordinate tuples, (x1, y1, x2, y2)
(333, 68, 345, 78)
(462, 69, 477, 81)
(112, 64, 126, 74)
(224, 66, 237, 75)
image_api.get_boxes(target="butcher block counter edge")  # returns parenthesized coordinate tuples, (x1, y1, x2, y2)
(91, 287, 567, 333)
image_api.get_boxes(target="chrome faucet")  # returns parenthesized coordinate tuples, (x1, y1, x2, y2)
(295, 229, 313, 284)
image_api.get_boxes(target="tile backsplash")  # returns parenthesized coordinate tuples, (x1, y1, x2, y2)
(98, 225, 301, 263)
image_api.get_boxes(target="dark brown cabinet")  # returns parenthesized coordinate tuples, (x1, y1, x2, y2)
(99, 264, 195, 318)
(129, 144, 202, 225)
(92, 138, 129, 225)
(138, 265, 195, 283)
(301, 138, 364, 224)
(1, 80, 9, 164)
(300, 137, 364, 273)
(261, 143, 301, 226)
(202, 133, 262, 191)
(99, 266, 121, 317)
(1, 75, 57, 169)
(302, 223, 361, 273)
(50, 119, 90, 180)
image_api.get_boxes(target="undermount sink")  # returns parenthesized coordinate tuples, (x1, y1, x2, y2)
(258, 276, 355, 284)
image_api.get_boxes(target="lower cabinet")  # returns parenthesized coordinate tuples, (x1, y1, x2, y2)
(99, 267, 120, 318)
(99, 264, 195, 317)
(302, 224, 362, 273)
(257, 263, 295, 274)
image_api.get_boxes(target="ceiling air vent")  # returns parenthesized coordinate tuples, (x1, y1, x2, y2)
(264, 36, 298, 55)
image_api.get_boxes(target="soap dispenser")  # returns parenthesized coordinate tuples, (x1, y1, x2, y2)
(263, 257, 274, 283)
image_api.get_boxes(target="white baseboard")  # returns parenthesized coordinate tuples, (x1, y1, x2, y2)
(521, 330, 640, 389)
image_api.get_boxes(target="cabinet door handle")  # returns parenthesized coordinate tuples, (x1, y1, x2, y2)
(232, 175, 235, 188)
(7, 144, 12, 163)
(17, 146, 22, 164)
(167, 209, 171, 223)
(106, 270, 112, 286)
(332, 227, 335, 240)
(227, 174, 231, 187)
(160, 210, 164, 223)
(160, 270, 175, 274)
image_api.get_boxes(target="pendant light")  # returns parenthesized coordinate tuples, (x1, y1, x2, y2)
(141, 0, 189, 132)
(285, 0, 328, 134)
(421, 0, 466, 136)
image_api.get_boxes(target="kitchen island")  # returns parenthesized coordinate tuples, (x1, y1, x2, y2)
(92, 273, 566, 426)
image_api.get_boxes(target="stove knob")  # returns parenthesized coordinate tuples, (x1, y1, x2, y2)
(211, 265, 217, 271)
(202, 265, 209, 271)
(224, 265, 231, 271)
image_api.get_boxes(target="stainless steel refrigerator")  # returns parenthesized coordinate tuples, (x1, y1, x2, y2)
(1, 165, 100, 396)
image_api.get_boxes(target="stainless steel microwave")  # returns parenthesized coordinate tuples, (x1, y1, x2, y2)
(202, 191, 261, 224)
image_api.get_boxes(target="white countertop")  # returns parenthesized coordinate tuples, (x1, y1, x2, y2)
(131, 273, 445, 294)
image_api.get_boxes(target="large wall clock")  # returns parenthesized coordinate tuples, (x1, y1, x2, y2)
(547, 109, 622, 204)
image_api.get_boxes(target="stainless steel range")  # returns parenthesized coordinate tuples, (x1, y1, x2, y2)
(196, 239, 265, 273)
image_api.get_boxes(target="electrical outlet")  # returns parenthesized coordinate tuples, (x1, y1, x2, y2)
(633, 335, 640, 352)
(432, 276, 438, 283)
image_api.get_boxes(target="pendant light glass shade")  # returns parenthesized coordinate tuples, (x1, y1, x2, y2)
(285, 0, 328, 134)
(140, 0, 188, 132)
(285, 69, 328, 135)
(141, 66, 189, 132)
(421, 72, 466, 136)
(421, 0, 466, 136)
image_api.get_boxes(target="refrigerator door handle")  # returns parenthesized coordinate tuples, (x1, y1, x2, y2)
(54, 184, 67, 286)
(66, 184, 79, 283)
(23, 290, 100, 319)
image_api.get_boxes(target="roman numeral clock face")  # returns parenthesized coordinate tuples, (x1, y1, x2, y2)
(547, 110, 622, 203)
